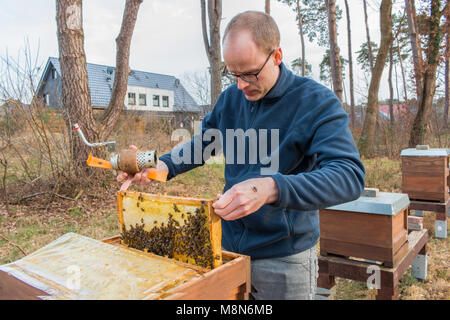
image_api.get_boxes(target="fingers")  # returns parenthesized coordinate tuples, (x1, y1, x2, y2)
(129, 145, 137, 150)
(212, 188, 237, 210)
(214, 199, 247, 219)
(118, 169, 151, 191)
(116, 171, 128, 182)
(213, 187, 254, 220)
(220, 205, 250, 221)
(132, 168, 151, 186)
(120, 175, 134, 192)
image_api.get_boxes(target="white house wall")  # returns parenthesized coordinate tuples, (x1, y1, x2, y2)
(124, 85, 174, 111)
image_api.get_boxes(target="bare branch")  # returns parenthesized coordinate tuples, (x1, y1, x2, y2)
(200, 0, 211, 61)
(0, 233, 27, 256)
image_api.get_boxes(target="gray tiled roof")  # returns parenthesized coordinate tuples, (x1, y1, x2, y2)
(47, 57, 200, 112)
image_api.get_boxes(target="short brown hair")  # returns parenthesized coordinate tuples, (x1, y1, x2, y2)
(223, 11, 280, 54)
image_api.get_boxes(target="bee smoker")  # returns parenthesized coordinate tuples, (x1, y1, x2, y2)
(73, 123, 158, 175)
(110, 148, 157, 174)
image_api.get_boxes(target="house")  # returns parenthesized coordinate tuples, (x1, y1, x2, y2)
(36, 57, 202, 129)
(378, 104, 412, 120)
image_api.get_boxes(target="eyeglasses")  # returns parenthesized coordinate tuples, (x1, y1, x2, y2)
(222, 49, 275, 83)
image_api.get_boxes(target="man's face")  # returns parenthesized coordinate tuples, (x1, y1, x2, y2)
(223, 31, 282, 101)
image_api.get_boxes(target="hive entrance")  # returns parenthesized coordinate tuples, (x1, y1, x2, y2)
(118, 191, 222, 269)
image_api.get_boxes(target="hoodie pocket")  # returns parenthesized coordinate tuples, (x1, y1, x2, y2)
(237, 206, 293, 253)
(284, 208, 294, 238)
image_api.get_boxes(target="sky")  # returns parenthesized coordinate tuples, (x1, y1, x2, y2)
(0, 0, 400, 105)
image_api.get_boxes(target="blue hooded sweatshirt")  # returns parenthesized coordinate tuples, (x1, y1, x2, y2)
(159, 62, 365, 260)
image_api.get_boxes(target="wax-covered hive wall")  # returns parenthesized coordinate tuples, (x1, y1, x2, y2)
(118, 191, 222, 269)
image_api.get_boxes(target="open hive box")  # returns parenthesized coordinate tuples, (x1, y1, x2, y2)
(0, 192, 251, 300)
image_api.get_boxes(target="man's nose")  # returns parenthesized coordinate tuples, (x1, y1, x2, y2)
(236, 77, 250, 90)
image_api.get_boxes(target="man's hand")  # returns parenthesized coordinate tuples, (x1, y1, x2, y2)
(212, 177, 279, 221)
(116, 145, 169, 191)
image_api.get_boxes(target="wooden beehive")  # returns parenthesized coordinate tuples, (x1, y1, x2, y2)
(118, 191, 222, 269)
(401, 146, 449, 203)
(0, 233, 251, 300)
(319, 188, 410, 267)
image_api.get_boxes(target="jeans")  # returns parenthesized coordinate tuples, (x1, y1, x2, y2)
(249, 244, 318, 300)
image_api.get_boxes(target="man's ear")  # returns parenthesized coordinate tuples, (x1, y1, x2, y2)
(273, 47, 283, 66)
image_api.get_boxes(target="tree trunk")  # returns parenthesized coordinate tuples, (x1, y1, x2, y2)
(409, 67, 440, 146)
(56, 0, 143, 169)
(392, 12, 408, 102)
(201, 0, 222, 107)
(388, 44, 395, 125)
(344, 0, 356, 129)
(359, 0, 393, 158)
(397, 40, 408, 102)
(296, 0, 306, 77)
(394, 61, 401, 102)
(409, 0, 443, 147)
(100, 0, 143, 140)
(265, 0, 270, 15)
(363, 0, 375, 73)
(444, 32, 449, 127)
(56, 0, 97, 167)
(405, 0, 424, 97)
(342, 79, 349, 110)
(326, 0, 343, 102)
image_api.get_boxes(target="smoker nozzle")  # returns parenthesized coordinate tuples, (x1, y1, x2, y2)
(73, 123, 117, 152)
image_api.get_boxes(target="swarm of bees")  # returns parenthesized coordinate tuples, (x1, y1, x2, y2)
(121, 200, 214, 268)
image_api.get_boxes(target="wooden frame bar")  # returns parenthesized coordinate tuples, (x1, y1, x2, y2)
(408, 198, 450, 214)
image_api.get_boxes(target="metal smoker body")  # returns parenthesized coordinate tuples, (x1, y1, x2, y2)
(110, 149, 157, 174)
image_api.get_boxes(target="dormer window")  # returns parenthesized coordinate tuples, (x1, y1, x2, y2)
(51, 68, 57, 80)
(128, 92, 136, 105)
(162, 96, 169, 108)
(139, 93, 147, 106)
(153, 95, 160, 107)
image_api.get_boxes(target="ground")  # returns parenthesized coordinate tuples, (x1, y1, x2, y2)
(0, 158, 448, 299)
